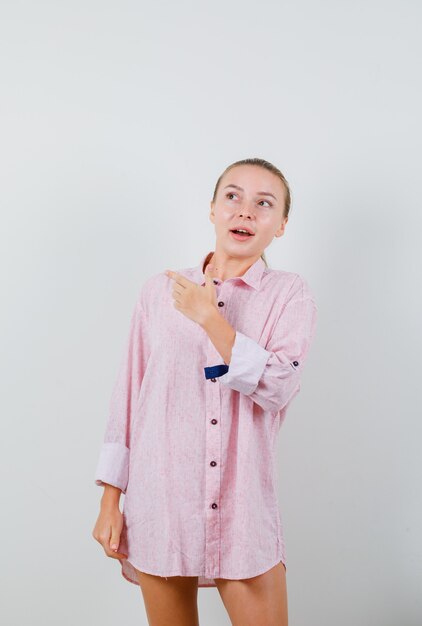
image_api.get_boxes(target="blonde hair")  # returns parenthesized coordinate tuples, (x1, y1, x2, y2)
(211, 158, 292, 268)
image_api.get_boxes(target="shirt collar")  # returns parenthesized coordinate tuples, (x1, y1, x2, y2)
(193, 251, 266, 291)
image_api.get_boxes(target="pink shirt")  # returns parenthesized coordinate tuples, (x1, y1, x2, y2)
(94, 251, 318, 588)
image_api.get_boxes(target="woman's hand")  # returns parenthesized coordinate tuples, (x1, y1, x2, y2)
(92, 502, 128, 561)
(165, 262, 218, 326)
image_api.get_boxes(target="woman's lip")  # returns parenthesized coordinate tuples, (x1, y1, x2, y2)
(230, 230, 254, 241)
(230, 228, 255, 235)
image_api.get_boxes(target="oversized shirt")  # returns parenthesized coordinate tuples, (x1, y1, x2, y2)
(94, 250, 318, 588)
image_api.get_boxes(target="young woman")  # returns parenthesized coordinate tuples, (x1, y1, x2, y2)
(92, 157, 318, 626)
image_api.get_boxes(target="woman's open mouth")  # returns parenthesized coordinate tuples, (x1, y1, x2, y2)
(229, 229, 255, 242)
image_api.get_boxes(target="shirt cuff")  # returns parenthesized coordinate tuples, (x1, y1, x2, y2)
(218, 330, 271, 395)
(94, 442, 129, 494)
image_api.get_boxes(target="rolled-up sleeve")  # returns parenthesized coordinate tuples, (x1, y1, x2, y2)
(218, 277, 318, 414)
(94, 294, 150, 493)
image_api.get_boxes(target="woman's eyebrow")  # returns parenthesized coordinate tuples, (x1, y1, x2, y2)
(223, 184, 277, 201)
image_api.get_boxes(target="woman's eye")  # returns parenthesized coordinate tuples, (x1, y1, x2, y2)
(225, 192, 272, 207)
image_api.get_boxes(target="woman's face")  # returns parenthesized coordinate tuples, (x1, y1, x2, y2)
(210, 165, 288, 258)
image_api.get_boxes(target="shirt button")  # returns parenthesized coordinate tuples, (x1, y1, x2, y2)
(210, 461, 217, 466)
(217, 301, 224, 307)
(211, 503, 218, 509)
(210, 378, 216, 382)
(293, 360, 299, 366)
(211, 418, 217, 424)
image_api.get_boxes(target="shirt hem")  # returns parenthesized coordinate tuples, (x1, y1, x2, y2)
(119, 553, 286, 589)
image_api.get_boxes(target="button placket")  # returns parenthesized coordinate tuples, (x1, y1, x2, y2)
(203, 283, 232, 579)
(204, 339, 222, 578)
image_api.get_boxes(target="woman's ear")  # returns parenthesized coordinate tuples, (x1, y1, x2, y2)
(275, 218, 288, 237)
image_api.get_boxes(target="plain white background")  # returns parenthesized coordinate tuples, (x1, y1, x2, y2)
(1, 1, 421, 624)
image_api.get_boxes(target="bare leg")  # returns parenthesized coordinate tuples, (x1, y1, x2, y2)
(135, 567, 200, 626)
(214, 561, 288, 626)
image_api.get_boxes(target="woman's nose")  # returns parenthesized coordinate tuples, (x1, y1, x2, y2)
(238, 205, 254, 217)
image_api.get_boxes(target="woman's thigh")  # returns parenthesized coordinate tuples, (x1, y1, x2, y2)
(135, 568, 200, 626)
(214, 561, 288, 626)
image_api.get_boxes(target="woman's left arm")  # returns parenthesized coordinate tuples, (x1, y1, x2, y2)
(201, 276, 318, 414)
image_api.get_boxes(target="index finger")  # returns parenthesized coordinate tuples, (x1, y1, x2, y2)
(164, 269, 191, 287)
(101, 540, 128, 560)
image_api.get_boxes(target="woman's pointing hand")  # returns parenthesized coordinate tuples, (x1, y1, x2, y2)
(165, 263, 219, 326)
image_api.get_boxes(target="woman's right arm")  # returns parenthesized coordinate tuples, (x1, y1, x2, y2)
(94, 290, 150, 494)
(92, 284, 150, 559)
